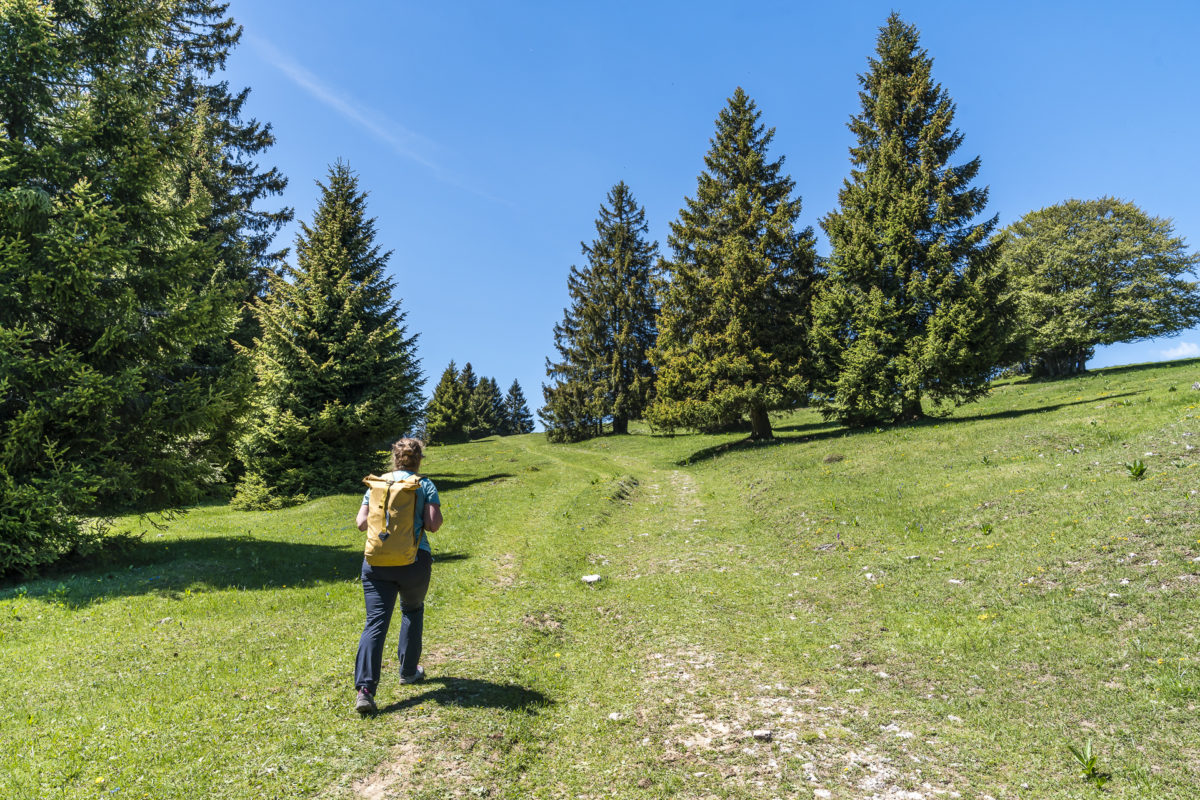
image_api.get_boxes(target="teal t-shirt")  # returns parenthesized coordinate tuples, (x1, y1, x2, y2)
(361, 471, 440, 553)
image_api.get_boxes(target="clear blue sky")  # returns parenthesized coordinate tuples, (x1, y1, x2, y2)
(222, 1, 1200, 417)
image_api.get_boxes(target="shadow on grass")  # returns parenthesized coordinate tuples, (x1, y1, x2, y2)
(677, 392, 1140, 466)
(4, 533, 472, 607)
(428, 473, 514, 492)
(378, 676, 551, 715)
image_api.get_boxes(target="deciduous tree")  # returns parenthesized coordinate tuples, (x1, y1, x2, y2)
(999, 197, 1200, 377)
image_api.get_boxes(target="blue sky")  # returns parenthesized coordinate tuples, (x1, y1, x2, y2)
(222, 1, 1200, 415)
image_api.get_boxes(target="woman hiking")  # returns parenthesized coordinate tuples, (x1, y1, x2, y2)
(353, 437, 443, 715)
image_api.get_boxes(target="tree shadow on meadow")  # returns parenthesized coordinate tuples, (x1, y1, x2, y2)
(428, 472, 514, 492)
(2, 533, 475, 609)
(378, 676, 551, 715)
(676, 392, 1140, 466)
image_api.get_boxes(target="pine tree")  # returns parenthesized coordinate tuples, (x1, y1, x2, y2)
(0, 0, 244, 571)
(425, 361, 470, 445)
(648, 89, 817, 440)
(235, 163, 422, 505)
(503, 380, 536, 435)
(543, 182, 659, 442)
(1000, 197, 1200, 378)
(812, 14, 1011, 427)
(467, 376, 503, 438)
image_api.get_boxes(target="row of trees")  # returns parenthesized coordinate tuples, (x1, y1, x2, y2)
(541, 14, 1200, 442)
(424, 362, 534, 445)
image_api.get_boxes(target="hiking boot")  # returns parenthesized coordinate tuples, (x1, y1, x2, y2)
(400, 666, 425, 685)
(355, 688, 377, 715)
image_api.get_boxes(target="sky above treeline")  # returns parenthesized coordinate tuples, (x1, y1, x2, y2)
(222, 0, 1200, 415)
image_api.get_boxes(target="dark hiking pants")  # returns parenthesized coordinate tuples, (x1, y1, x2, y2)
(355, 550, 432, 692)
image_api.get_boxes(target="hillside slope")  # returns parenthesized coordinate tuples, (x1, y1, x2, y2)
(2, 360, 1198, 798)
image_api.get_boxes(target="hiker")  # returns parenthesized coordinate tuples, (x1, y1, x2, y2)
(353, 437, 443, 715)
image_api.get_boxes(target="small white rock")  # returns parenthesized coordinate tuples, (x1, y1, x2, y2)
(608, 712, 622, 721)
(948, 579, 963, 585)
(752, 729, 773, 741)
(582, 574, 601, 584)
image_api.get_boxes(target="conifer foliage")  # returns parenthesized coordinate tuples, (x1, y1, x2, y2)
(503, 380, 536, 435)
(811, 14, 1011, 427)
(648, 90, 818, 440)
(468, 376, 506, 439)
(0, 0, 246, 572)
(542, 182, 659, 442)
(424, 361, 471, 445)
(235, 164, 422, 506)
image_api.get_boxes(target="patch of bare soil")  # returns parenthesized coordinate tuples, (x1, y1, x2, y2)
(494, 552, 517, 588)
(345, 732, 496, 800)
(640, 643, 965, 799)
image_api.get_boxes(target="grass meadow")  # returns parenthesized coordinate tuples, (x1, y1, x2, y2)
(2, 360, 1199, 799)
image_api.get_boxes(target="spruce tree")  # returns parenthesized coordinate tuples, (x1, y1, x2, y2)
(156, 1, 291, 474)
(543, 182, 659, 442)
(648, 89, 817, 440)
(467, 376, 504, 438)
(1000, 197, 1200, 378)
(812, 14, 1011, 427)
(236, 163, 422, 505)
(425, 361, 470, 445)
(504, 380, 536, 435)
(0, 0, 244, 571)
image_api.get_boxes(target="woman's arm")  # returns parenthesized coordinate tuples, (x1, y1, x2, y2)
(423, 502, 442, 533)
(356, 504, 369, 532)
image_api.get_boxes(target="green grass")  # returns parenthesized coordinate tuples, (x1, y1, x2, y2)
(3, 359, 1199, 798)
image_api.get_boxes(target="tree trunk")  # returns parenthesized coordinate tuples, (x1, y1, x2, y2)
(612, 416, 628, 435)
(1031, 347, 1091, 379)
(900, 395, 923, 422)
(748, 404, 773, 440)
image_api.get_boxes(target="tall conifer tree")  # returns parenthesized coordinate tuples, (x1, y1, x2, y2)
(542, 182, 659, 442)
(468, 376, 504, 438)
(0, 0, 244, 571)
(424, 361, 470, 445)
(236, 163, 422, 504)
(812, 14, 1011, 426)
(503, 380, 536, 435)
(156, 1, 291, 474)
(648, 90, 817, 440)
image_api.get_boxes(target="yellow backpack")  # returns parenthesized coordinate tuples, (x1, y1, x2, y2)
(362, 473, 424, 566)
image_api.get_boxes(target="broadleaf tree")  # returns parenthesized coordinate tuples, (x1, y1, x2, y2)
(999, 197, 1200, 377)
(812, 13, 1013, 426)
(235, 163, 422, 505)
(648, 89, 818, 440)
(542, 182, 659, 442)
